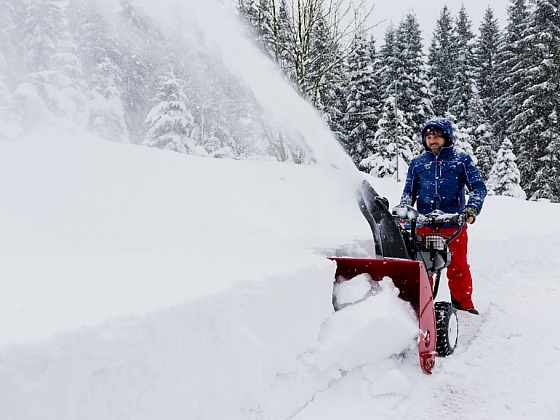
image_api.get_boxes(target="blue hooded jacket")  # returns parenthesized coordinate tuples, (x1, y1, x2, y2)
(400, 118, 487, 215)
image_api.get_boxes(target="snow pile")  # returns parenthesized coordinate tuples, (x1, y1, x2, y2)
(0, 125, 419, 419)
(315, 279, 418, 373)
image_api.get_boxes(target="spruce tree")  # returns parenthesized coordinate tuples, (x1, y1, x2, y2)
(428, 6, 455, 116)
(0, 0, 21, 137)
(522, 0, 560, 201)
(446, 112, 476, 159)
(448, 6, 486, 165)
(379, 25, 398, 96)
(308, 10, 339, 110)
(67, 0, 120, 77)
(494, 0, 532, 145)
(49, 32, 88, 124)
(342, 32, 378, 166)
(87, 57, 130, 143)
(13, 0, 91, 125)
(475, 7, 501, 133)
(394, 13, 434, 146)
(143, 70, 198, 154)
(0, 0, 18, 87)
(472, 7, 500, 176)
(116, 0, 167, 143)
(237, 0, 276, 58)
(272, 0, 293, 72)
(361, 95, 413, 180)
(474, 123, 495, 179)
(487, 138, 526, 198)
(18, 0, 64, 73)
(0, 0, 16, 107)
(531, 135, 560, 202)
(322, 46, 351, 146)
(509, 0, 560, 201)
(448, 7, 480, 127)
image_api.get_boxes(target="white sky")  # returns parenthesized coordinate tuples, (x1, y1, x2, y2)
(365, 0, 511, 47)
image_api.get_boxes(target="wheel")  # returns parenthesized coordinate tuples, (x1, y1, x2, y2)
(435, 301, 459, 356)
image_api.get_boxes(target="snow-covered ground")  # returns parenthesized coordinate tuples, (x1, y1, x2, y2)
(2, 0, 560, 418)
(1, 123, 559, 419)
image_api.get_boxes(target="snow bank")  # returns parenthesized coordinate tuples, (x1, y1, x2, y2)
(3, 125, 560, 419)
(0, 125, 419, 419)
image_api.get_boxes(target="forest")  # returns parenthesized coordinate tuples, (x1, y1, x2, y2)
(0, 0, 558, 202)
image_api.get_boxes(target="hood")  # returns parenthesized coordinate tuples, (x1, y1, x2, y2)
(421, 118, 454, 151)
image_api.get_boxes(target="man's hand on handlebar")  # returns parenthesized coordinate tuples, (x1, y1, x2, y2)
(392, 204, 419, 220)
(461, 206, 478, 224)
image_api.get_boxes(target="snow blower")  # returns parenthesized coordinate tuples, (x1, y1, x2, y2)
(330, 180, 466, 373)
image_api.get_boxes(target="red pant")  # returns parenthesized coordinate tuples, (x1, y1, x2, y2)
(417, 225, 474, 309)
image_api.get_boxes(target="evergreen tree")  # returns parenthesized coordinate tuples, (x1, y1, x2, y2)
(394, 13, 434, 146)
(472, 7, 500, 176)
(13, 0, 90, 125)
(448, 7, 480, 125)
(67, 0, 120, 77)
(428, 6, 455, 116)
(0, 0, 18, 87)
(475, 7, 501, 132)
(365, 24, 416, 179)
(320, 46, 349, 145)
(67, 0, 130, 139)
(509, 0, 560, 201)
(473, 123, 495, 179)
(46, 30, 88, 124)
(237, 0, 276, 58)
(342, 32, 378, 166)
(308, 11, 337, 110)
(273, 0, 295, 82)
(0, 0, 21, 138)
(487, 138, 526, 198)
(446, 112, 476, 159)
(493, 0, 532, 143)
(372, 15, 430, 177)
(18, 0, 64, 73)
(185, 49, 263, 160)
(448, 6, 487, 163)
(531, 134, 560, 201)
(0, 0, 15, 104)
(87, 57, 129, 143)
(143, 70, 199, 154)
(116, 0, 167, 143)
(379, 24, 397, 95)
(361, 94, 413, 180)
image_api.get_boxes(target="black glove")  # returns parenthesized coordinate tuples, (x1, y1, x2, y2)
(462, 206, 478, 224)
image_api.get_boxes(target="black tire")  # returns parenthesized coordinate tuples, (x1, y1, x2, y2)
(435, 301, 459, 356)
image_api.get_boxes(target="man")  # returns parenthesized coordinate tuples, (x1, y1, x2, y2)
(399, 118, 487, 315)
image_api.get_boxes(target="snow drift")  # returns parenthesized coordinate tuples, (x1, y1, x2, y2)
(0, 124, 421, 419)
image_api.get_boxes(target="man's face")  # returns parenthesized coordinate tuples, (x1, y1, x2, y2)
(425, 134, 446, 153)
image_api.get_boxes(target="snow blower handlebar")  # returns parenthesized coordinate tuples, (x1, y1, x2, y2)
(393, 205, 464, 226)
(393, 206, 466, 245)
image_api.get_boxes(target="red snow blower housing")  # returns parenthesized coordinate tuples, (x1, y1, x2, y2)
(330, 180, 466, 373)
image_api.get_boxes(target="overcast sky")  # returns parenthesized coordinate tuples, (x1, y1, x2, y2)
(365, 0, 511, 47)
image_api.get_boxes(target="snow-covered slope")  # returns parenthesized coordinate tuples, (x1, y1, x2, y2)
(1, 124, 560, 419)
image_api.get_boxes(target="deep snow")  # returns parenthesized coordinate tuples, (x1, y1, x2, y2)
(1, 123, 559, 419)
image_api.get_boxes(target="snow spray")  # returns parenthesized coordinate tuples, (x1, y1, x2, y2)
(134, 0, 362, 187)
